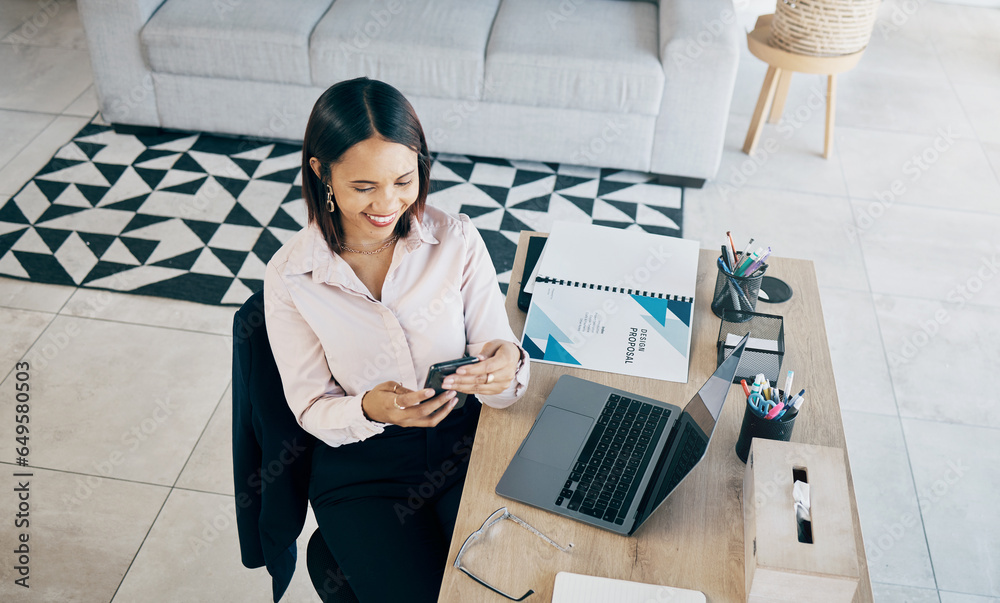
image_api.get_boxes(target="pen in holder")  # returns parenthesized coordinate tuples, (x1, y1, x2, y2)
(711, 256, 767, 320)
(735, 388, 797, 463)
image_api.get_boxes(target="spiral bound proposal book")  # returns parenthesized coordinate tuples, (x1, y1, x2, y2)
(521, 222, 701, 383)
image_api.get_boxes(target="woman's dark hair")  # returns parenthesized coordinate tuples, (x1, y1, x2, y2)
(301, 77, 431, 253)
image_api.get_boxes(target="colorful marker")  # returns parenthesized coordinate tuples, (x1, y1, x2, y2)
(744, 246, 772, 276)
(783, 371, 794, 405)
(736, 238, 755, 266)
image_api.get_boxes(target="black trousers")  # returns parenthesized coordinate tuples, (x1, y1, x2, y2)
(308, 399, 480, 603)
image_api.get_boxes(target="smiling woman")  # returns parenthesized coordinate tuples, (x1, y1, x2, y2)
(310, 136, 420, 302)
(262, 78, 531, 603)
(301, 79, 430, 257)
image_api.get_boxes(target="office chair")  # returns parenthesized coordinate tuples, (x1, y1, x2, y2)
(232, 290, 358, 602)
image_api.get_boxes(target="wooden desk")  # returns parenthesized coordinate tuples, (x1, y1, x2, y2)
(438, 232, 873, 602)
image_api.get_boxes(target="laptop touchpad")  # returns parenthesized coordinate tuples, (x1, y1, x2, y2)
(519, 406, 593, 471)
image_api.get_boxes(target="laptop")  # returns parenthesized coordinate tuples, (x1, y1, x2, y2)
(552, 572, 706, 603)
(496, 333, 749, 536)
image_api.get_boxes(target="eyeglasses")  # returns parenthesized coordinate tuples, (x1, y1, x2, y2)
(453, 507, 574, 601)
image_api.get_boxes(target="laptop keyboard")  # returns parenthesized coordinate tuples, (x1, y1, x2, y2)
(555, 394, 670, 525)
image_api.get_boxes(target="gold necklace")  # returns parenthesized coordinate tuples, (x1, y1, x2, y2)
(343, 231, 396, 248)
(341, 234, 399, 255)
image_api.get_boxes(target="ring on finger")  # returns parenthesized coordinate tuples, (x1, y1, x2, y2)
(393, 394, 405, 410)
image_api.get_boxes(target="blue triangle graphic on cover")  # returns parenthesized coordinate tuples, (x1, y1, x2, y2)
(544, 334, 581, 365)
(522, 335, 546, 360)
(525, 306, 573, 343)
(641, 314, 689, 358)
(631, 294, 668, 325)
(667, 299, 691, 327)
(630, 294, 691, 327)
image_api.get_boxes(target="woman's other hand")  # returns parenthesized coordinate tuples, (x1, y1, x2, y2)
(361, 381, 459, 426)
(441, 340, 519, 396)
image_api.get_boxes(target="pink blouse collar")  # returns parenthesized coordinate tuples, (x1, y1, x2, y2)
(280, 211, 439, 286)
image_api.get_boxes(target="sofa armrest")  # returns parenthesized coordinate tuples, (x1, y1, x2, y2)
(651, 0, 741, 180)
(78, 0, 168, 127)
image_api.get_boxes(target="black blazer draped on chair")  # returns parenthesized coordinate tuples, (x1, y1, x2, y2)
(232, 290, 317, 601)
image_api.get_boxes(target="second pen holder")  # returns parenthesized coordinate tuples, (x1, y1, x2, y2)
(711, 256, 767, 319)
(735, 389, 797, 463)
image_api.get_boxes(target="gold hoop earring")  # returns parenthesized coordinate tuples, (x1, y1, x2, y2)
(325, 184, 335, 213)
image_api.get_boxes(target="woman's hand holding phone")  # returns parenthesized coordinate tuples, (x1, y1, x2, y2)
(361, 381, 458, 427)
(441, 339, 520, 396)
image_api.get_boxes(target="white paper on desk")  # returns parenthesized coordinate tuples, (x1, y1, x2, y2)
(722, 333, 781, 379)
(724, 333, 780, 352)
(531, 222, 699, 299)
(552, 572, 706, 603)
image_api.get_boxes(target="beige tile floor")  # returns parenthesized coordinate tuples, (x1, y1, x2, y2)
(0, 1, 998, 601)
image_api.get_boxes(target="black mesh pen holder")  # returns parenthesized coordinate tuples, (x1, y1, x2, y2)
(711, 256, 767, 319)
(717, 310, 784, 384)
(735, 390, 797, 463)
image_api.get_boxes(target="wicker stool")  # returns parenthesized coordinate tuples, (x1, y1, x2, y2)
(742, 14, 865, 159)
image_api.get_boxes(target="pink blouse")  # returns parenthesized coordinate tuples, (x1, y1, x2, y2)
(263, 205, 530, 448)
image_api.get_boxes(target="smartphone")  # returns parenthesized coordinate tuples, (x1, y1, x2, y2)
(423, 356, 479, 409)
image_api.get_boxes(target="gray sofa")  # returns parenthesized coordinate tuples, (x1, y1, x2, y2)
(78, 0, 740, 185)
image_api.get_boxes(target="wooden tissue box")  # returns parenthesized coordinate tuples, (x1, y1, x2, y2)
(743, 439, 860, 603)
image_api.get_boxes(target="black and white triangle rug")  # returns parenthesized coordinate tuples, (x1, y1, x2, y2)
(0, 118, 684, 305)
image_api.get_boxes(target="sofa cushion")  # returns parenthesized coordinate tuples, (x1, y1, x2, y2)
(309, 0, 500, 100)
(141, 0, 334, 86)
(484, 0, 664, 115)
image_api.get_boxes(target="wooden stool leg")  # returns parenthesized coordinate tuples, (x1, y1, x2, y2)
(768, 70, 792, 124)
(743, 66, 781, 155)
(824, 74, 836, 159)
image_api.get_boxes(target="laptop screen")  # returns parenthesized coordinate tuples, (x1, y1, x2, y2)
(631, 333, 747, 529)
(632, 406, 709, 527)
